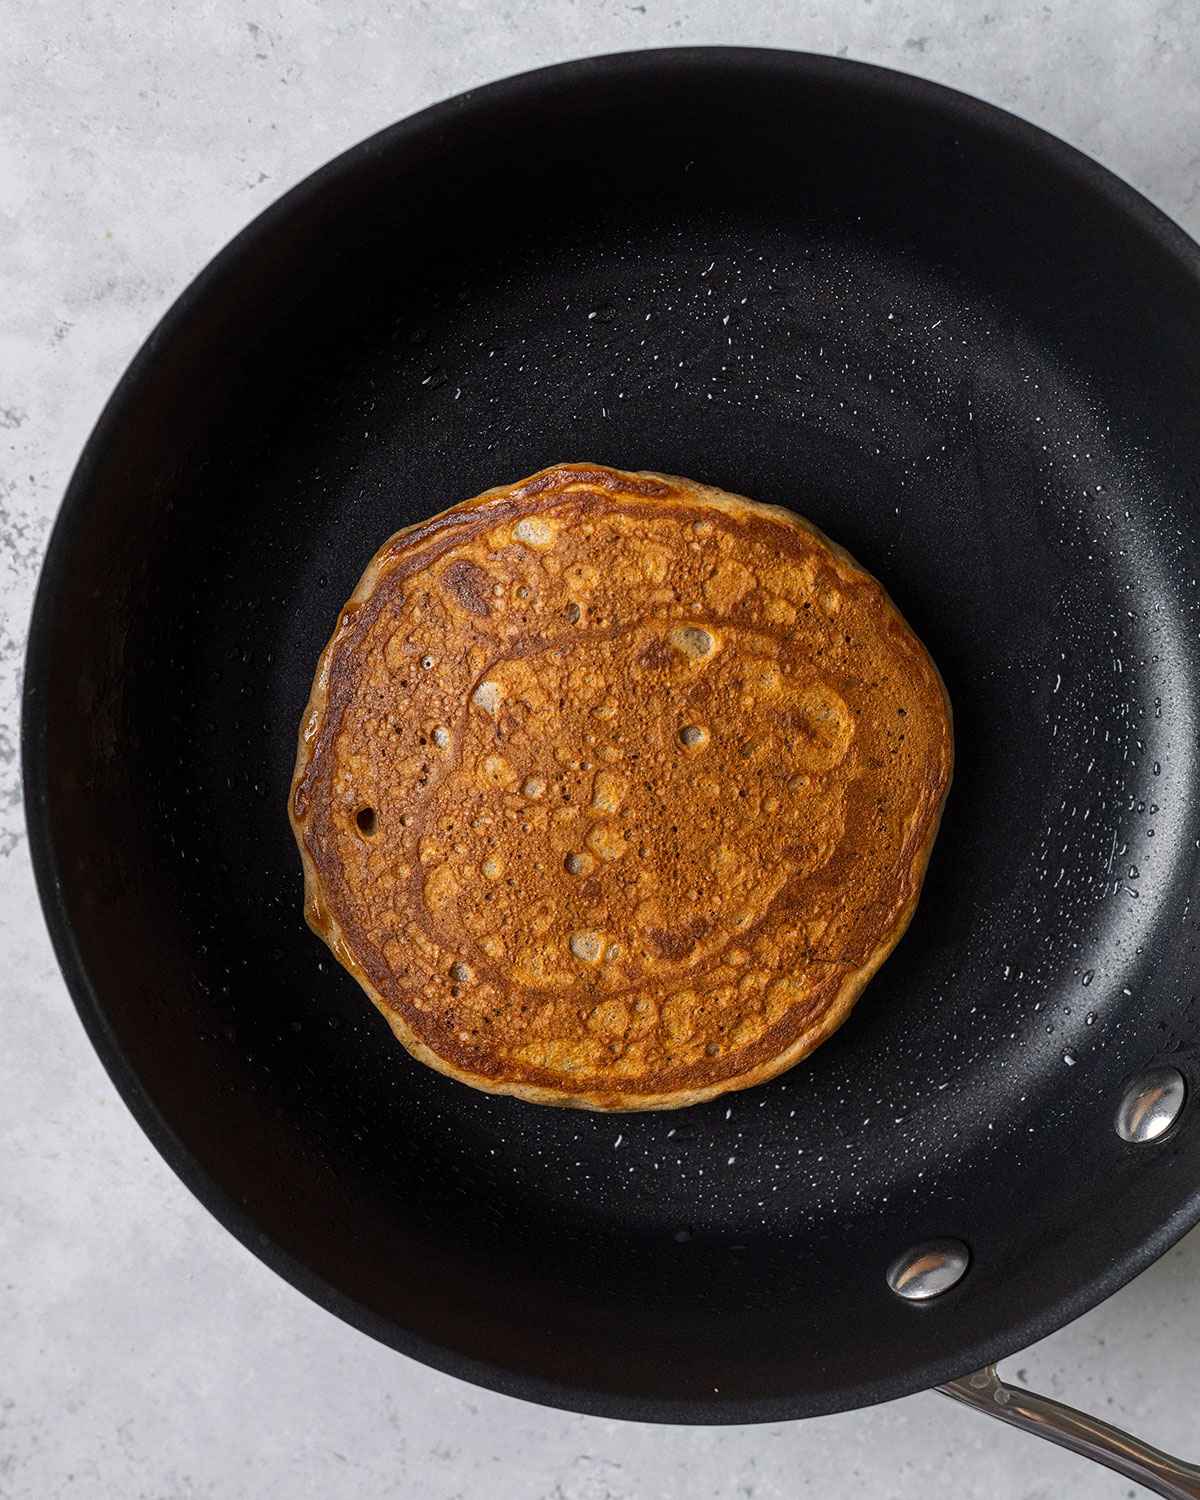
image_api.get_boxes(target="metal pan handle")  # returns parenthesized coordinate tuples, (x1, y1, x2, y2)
(940, 1364, 1200, 1498)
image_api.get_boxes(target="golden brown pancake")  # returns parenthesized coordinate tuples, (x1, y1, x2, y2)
(290, 463, 952, 1110)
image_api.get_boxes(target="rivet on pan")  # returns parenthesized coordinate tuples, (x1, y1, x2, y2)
(886, 1239, 970, 1301)
(1115, 1067, 1186, 1144)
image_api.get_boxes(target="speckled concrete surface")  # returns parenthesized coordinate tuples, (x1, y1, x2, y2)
(3, 3, 1200, 1496)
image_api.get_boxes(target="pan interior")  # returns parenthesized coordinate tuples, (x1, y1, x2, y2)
(30, 54, 1200, 1419)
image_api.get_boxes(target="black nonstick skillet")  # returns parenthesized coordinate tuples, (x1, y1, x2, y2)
(24, 49, 1200, 1494)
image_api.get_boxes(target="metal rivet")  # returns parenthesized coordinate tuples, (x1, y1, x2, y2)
(887, 1239, 970, 1301)
(1116, 1067, 1186, 1143)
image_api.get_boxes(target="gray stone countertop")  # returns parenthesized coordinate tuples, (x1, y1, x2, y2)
(3, 2, 1199, 1496)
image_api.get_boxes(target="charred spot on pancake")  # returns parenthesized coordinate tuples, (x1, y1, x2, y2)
(646, 919, 711, 961)
(441, 558, 492, 617)
(637, 638, 672, 673)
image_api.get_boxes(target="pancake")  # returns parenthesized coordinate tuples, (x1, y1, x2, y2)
(290, 463, 953, 1110)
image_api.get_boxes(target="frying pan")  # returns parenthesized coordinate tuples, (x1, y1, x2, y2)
(23, 48, 1200, 1493)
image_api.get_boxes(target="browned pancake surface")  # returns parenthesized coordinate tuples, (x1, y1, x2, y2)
(290, 464, 952, 1109)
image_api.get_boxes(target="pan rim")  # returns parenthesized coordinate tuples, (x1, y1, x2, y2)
(22, 46, 1200, 1423)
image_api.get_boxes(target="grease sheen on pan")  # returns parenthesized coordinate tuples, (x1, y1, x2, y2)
(290, 464, 953, 1110)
